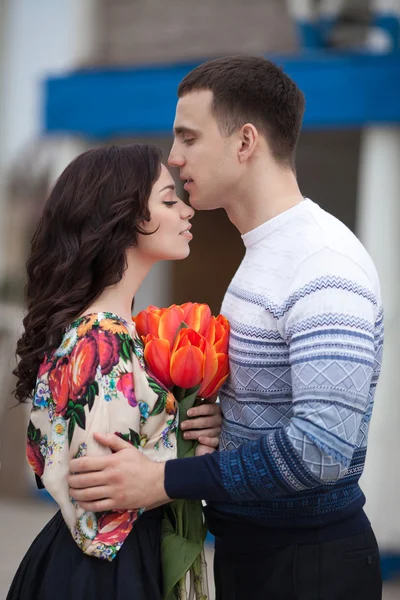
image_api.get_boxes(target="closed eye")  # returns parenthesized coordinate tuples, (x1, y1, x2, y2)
(183, 138, 195, 145)
(163, 201, 178, 207)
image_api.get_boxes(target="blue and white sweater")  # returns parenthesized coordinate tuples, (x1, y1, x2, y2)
(165, 199, 384, 545)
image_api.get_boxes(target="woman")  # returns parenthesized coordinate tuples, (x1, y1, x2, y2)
(8, 144, 222, 600)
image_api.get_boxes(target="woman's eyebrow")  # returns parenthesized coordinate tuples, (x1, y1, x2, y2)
(159, 184, 175, 194)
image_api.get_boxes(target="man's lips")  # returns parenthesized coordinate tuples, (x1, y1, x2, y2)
(183, 178, 194, 191)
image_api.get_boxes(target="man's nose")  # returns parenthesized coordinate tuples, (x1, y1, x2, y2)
(168, 145, 185, 168)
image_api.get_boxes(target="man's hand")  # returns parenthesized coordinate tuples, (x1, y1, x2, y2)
(68, 433, 170, 512)
(181, 399, 222, 456)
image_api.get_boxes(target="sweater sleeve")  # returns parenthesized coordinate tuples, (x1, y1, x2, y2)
(165, 258, 383, 502)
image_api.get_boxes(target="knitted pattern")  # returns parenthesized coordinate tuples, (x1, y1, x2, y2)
(215, 199, 383, 523)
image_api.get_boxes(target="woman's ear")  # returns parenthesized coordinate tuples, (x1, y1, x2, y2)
(237, 123, 259, 163)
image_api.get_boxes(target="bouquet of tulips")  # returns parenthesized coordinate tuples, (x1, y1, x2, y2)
(133, 302, 230, 600)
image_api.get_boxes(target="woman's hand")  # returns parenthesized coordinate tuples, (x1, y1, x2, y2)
(180, 399, 223, 456)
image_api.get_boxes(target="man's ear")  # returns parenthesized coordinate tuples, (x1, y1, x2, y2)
(237, 123, 259, 163)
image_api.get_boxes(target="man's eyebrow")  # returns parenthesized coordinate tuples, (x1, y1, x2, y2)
(159, 184, 175, 194)
(173, 126, 198, 136)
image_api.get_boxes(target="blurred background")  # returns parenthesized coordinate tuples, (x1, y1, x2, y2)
(1, 0, 400, 597)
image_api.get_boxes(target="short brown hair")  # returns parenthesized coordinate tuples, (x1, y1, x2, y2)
(178, 56, 305, 168)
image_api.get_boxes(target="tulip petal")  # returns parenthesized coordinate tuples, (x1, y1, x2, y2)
(133, 306, 165, 338)
(172, 327, 205, 354)
(144, 338, 173, 388)
(159, 306, 185, 347)
(214, 319, 230, 354)
(201, 341, 218, 392)
(199, 353, 230, 398)
(147, 312, 162, 338)
(205, 317, 216, 345)
(181, 302, 194, 321)
(170, 345, 204, 389)
(184, 303, 212, 336)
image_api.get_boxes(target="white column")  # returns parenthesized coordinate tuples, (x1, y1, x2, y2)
(0, 0, 99, 282)
(285, 0, 314, 21)
(0, 0, 98, 497)
(357, 126, 400, 551)
(368, 0, 400, 51)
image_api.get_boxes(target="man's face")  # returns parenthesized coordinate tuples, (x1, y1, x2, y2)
(168, 90, 239, 211)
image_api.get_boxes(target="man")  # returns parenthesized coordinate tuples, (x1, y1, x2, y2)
(69, 56, 384, 599)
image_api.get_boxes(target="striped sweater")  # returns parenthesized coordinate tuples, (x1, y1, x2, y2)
(165, 199, 384, 545)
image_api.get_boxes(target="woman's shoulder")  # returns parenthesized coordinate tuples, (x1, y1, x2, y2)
(57, 312, 136, 366)
(33, 312, 137, 415)
(69, 312, 133, 339)
(53, 312, 133, 355)
(36, 313, 135, 388)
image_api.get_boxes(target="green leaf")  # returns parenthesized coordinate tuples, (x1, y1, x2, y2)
(86, 382, 98, 412)
(176, 387, 200, 459)
(150, 391, 168, 417)
(66, 403, 86, 431)
(147, 378, 169, 417)
(161, 499, 204, 600)
(133, 335, 144, 350)
(68, 416, 76, 445)
(120, 336, 132, 362)
(148, 377, 165, 396)
(74, 404, 86, 429)
(27, 420, 41, 442)
(116, 429, 140, 448)
(129, 429, 141, 448)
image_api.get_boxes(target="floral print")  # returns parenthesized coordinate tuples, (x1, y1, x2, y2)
(33, 381, 51, 410)
(117, 372, 137, 407)
(27, 422, 46, 477)
(27, 312, 177, 561)
(54, 327, 78, 357)
(51, 417, 67, 442)
(78, 512, 98, 540)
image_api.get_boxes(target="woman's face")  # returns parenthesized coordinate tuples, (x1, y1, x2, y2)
(136, 164, 194, 261)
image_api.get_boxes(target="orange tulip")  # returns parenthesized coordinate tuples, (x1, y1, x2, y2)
(158, 305, 185, 347)
(133, 305, 165, 338)
(199, 352, 229, 398)
(170, 329, 217, 390)
(180, 302, 212, 336)
(143, 334, 173, 388)
(133, 302, 230, 399)
(205, 315, 230, 354)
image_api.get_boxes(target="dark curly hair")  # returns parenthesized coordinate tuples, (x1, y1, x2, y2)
(14, 143, 162, 403)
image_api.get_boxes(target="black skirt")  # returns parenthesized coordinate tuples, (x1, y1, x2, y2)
(7, 508, 163, 600)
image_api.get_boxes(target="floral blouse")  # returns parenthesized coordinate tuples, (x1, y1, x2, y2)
(27, 312, 177, 561)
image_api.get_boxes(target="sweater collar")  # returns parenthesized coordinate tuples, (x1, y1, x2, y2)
(242, 198, 314, 248)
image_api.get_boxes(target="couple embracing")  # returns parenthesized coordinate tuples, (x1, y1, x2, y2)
(8, 56, 383, 600)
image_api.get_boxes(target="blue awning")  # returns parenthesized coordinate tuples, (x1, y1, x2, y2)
(43, 51, 400, 138)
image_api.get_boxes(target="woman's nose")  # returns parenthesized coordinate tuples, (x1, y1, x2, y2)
(182, 201, 194, 220)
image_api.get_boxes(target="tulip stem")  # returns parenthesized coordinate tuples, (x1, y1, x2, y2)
(188, 569, 195, 600)
(178, 575, 188, 600)
(174, 386, 186, 403)
(190, 550, 209, 600)
(200, 547, 209, 599)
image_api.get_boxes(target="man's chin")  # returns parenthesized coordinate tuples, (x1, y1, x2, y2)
(189, 195, 219, 211)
